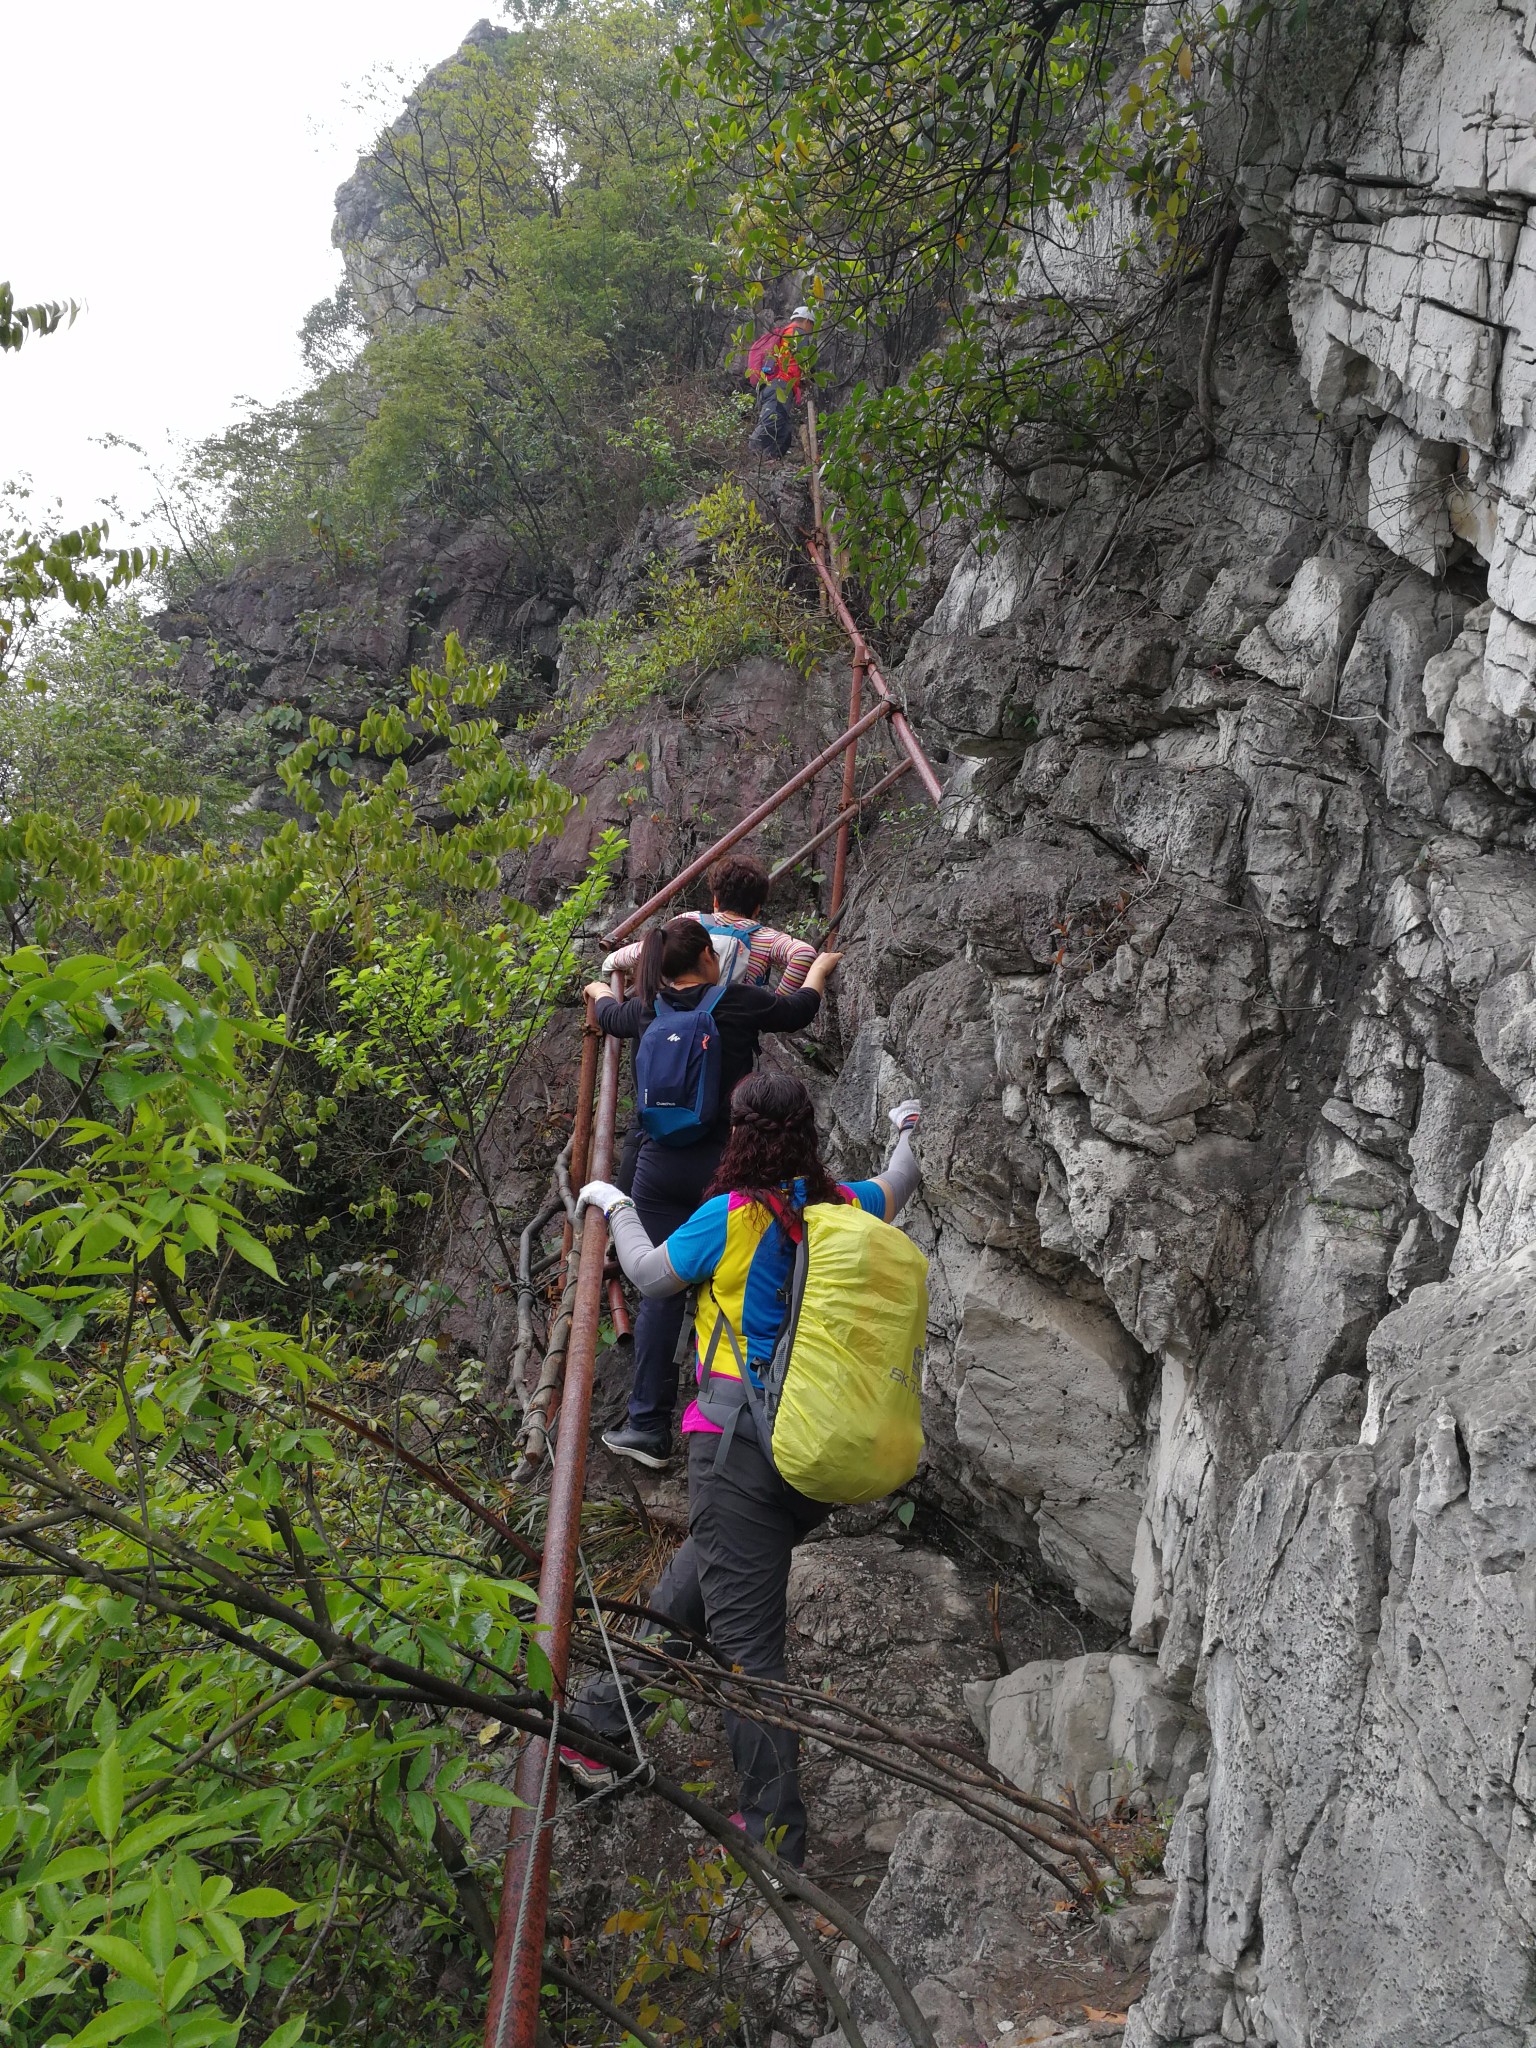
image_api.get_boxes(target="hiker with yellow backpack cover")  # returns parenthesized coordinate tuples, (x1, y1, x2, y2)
(569, 1070, 926, 1864)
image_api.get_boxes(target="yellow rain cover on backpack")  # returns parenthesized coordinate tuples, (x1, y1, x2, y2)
(768, 1201, 928, 1505)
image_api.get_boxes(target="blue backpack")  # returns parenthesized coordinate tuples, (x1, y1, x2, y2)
(636, 982, 729, 1146)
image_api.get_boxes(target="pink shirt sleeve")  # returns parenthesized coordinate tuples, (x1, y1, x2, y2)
(761, 926, 817, 992)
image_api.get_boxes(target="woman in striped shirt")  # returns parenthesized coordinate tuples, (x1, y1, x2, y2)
(601, 853, 817, 992)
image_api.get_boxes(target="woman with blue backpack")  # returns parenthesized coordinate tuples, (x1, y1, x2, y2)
(566, 1071, 925, 1863)
(582, 917, 841, 1468)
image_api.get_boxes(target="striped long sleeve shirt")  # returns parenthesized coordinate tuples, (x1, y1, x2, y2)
(602, 908, 817, 991)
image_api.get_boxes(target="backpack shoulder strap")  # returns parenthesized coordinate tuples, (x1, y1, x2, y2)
(696, 1310, 773, 1473)
(699, 980, 730, 1015)
(761, 1189, 803, 1245)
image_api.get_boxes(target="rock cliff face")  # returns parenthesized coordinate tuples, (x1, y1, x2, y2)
(801, 4, 1536, 2041)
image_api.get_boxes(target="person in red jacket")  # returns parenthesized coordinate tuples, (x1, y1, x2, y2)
(747, 305, 814, 459)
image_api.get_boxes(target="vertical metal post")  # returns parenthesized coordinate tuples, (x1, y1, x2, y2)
(483, 979, 623, 2048)
(805, 541, 945, 807)
(599, 698, 894, 948)
(805, 400, 827, 613)
(829, 653, 864, 925)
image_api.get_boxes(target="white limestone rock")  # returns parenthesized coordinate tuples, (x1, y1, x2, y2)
(1475, 950, 1536, 1113)
(1365, 420, 1458, 576)
(952, 1258, 1146, 1622)
(1450, 1115, 1536, 1276)
(1421, 601, 1491, 731)
(1235, 549, 1381, 701)
(1408, 1060, 1499, 1225)
(969, 1652, 1207, 1818)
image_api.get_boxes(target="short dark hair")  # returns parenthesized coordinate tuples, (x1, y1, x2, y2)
(708, 854, 770, 917)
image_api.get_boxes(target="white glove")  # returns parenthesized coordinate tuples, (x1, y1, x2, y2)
(888, 1098, 921, 1133)
(576, 1179, 629, 1218)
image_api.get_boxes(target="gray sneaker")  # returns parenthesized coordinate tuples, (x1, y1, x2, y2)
(600, 1424, 671, 1469)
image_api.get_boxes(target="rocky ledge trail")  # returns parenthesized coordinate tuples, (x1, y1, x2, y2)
(547, 1445, 1166, 2048)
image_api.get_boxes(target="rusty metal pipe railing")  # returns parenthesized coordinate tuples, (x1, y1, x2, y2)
(600, 698, 895, 946)
(487, 528, 948, 2040)
(770, 757, 913, 886)
(484, 976, 623, 2048)
(556, 1008, 602, 1280)
(806, 541, 945, 806)
(606, 1272, 632, 1338)
(829, 653, 865, 922)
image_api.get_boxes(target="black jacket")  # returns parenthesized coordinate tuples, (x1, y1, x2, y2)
(595, 981, 821, 1140)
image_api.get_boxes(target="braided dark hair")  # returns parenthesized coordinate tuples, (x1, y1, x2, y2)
(705, 1070, 846, 1215)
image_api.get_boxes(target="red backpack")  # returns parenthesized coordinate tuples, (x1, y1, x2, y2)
(747, 324, 793, 385)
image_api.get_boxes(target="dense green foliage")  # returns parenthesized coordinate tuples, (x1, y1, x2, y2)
(1, 604, 262, 834)
(0, 941, 542, 2048)
(168, 3, 733, 588)
(0, 457, 617, 2039)
(555, 480, 836, 754)
(678, 0, 1279, 606)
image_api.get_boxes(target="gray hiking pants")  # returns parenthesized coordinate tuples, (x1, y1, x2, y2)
(573, 1427, 830, 1863)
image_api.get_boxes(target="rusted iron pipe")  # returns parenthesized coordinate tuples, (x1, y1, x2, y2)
(769, 757, 913, 885)
(805, 400, 827, 612)
(805, 542, 945, 806)
(829, 653, 865, 922)
(484, 978, 624, 2048)
(606, 1274, 632, 1338)
(557, 1010, 601, 1279)
(600, 698, 894, 946)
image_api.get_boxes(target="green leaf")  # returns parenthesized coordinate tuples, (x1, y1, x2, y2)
(88, 1744, 124, 1843)
(182, 1202, 220, 1252)
(117, 1809, 222, 1867)
(39, 1846, 109, 1885)
(141, 1878, 177, 1972)
(220, 1223, 278, 1281)
(66, 1995, 164, 2044)
(69, 1440, 122, 1491)
(0, 1048, 44, 1097)
(256, 2018, 307, 2048)
(525, 1638, 554, 1697)
(201, 1908, 244, 1968)
(171, 2019, 242, 2048)
(0, 1355, 55, 1404)
(226, 1887, 298, 1920)
(163, 1949, 199, 2009)
(457, 1780, 526, 1809)
(82, 1933, 160, 1994)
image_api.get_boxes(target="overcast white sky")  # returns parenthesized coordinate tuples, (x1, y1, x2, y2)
(1, 1, 490, 537)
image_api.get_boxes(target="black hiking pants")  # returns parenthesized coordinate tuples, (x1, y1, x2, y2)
(626, 1135, 723, 1438)
(572, 1427, 830, 1863)
(747, 380, 796, 459)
